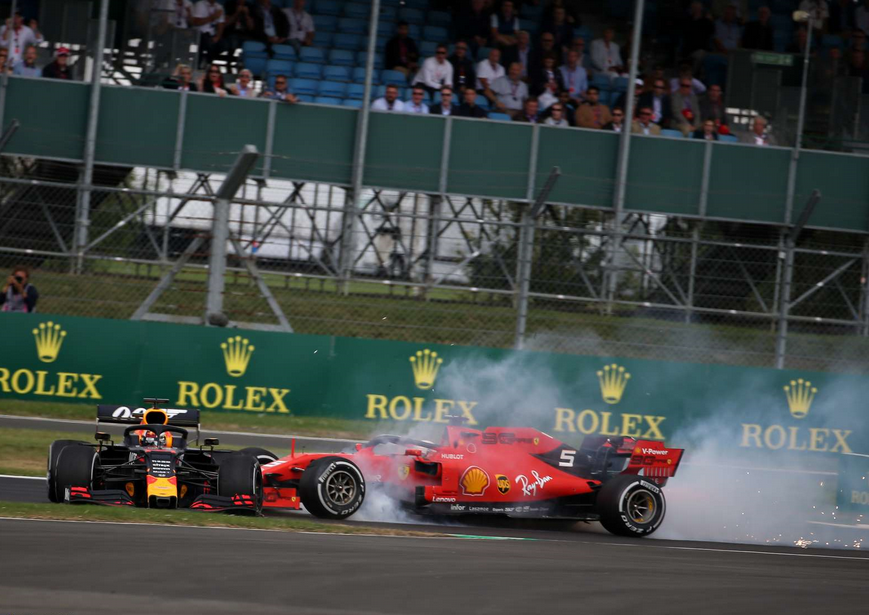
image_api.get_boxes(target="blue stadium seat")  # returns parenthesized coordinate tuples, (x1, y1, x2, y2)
(475, 96, 490, 110)
(574, 26, 593, 42)
(344, 2, 369, 18)
(323, 65, 352, 81)
(315, 15, 338, 31)
(272, 44, 296, 61)
(242, 41, 268, 76)
(403, 0, 429, 9)
(347, 83, 366, 99)
(266, 59, 294, 79)
(314, 96, 343, 105)
(339, 18, 367, 33)
(352, 66, 380, 83)
(290, 79, 319, 96)
(315, 0, 340, 16)
(379, 5, 397, 21)
(343, 98, 364, 108)
(380, 69, 407, 86)
(477, 46, 493, 61)
(313, 31, 334, 47)
(423, 26, 449, 42)
(407, 24, 421, 40)
(334, 33, 363, 50)
(373, 84, 387, 98)
(822, 35, 843, 50)
(299, 47, 327, 63)
(398, 8, 425, 24)
(427, 11, 451, 27)
(329, 49, 357, 66)
(614, 76, 630, 92)
(318, 80, 348, 97)
(719, 134, 739, 143)
(295, 62, 324, 79)
(357, 51, 384, 68)
(488, 112, 512, 121)
(296, 94, 315, 103)
(419, 41, 438, 58)
(592, 73, 611, 89)
(660, 129, 684, 138)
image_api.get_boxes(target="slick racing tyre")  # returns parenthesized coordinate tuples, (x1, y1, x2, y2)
(54, 445, 99, 503)
(47, 440, 87, 503)
(597, 475, 666, 537)
(218, 454, 264, 514)
(236, 447, 279, 465)
(299, 457, 365, 520)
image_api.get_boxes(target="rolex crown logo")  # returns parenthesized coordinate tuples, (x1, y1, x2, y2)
(597, 363, 630, 405)
(410, 349, 443, 390)
(221, 336, 255, 377)
(32, 321, 67, 363)
(784, 378, 817, 419)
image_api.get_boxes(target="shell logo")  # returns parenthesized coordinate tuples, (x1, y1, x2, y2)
(460, 466, 490, 496)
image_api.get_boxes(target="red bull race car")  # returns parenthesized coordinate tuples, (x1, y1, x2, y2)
(260, 421, 685, 537)
(47, 399, 264, 513)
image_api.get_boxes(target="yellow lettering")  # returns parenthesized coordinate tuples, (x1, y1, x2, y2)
(787, 426, 807, 451)
(35, 371, 55, 395)
(853, 491, 861, 504)
(245, 387, 267, 411)
(412, 397, 431, 421)
(576, 409, 599, 435)
(266, 388, 290, 413)
(365, 394, 388, 419)
(199, 383, 223, 409)
(457, 401, 478, 426)
(78, 374, 102, 399)
(0, 368, 8, 392)
(223, 385, 244, 410)
(554, 408, 575, 433)
(809, 428, 829, 452)
(620, 413, 642, 437)
(176, 381, 200, 407)
(853, 491, 869, 505)
(433, 399, 454, 423)
(389, 396, 412, 421)
(740, 424, 762, 448)
(831, 430, 852, 454)
(763, 425, 786, 449)
(598, 412, 620, 436)
(55, 372, 76, 397)
(642, 416, 665, 440)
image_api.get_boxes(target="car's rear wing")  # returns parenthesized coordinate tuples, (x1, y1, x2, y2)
(622, 439, 684, 480)
(96, 405, 201, 443)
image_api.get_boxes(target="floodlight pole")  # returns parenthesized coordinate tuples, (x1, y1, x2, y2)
(784, 13, 812, 224)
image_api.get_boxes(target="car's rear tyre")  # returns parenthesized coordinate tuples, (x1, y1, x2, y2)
(299, 457, 365, 520)
(54, 445, 99, 503)
(47, 439, 86, 503)
(236, 447, 279, 465)
(596, 475, 666, 537)
(218, 454, 263, 514)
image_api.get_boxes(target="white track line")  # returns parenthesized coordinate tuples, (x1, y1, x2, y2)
(0, 474, 43, 481)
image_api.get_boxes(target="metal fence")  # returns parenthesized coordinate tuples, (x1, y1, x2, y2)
(1, 155, 867, 374)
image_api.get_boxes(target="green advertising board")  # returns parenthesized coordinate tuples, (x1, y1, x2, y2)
(0, 313, 866, 460)
(836, 454, 869, 513)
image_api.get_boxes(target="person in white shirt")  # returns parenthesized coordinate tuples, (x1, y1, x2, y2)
(544, 103, 569, 127)
(799, 0, 829, 31)
(537, 79, 560, 111)
(429, 86, 455, 115)
(590, 28, 624, 77)
(740, 115, 777, 146)
(486, 62, 528, 118)
(163, 0, 194, 30)
(405, 86, 430, 113)
(372, 85, 406, 112)
(0, 12, 44, 66)
(283, 0, 315, 54)
(475, 48, 505, 92)
(192, 0, 225, 67)
(413, 44, 454, 95)
(229, 69, 256, 97)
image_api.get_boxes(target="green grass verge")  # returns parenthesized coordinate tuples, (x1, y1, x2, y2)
(0, 501, 435, 536)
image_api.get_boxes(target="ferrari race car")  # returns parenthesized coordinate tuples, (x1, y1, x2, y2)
(47, 399, 264, 513)
(261, 422, 685, 537)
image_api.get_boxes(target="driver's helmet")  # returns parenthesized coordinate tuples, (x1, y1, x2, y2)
(141, 430, 158, 446)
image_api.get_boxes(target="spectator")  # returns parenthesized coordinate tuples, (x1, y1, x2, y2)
(405, 86, 430, 113)
(430, 86, 455, 115)
(643, 64, 667, 93)
(544, 6, 574, 56)
(799, 0, 830, 32)
(632, 106, 662, 135)
(385, 21, 419, 78)
(252, 0, 290, 57)
(846, 48, 869, 91)
(163, 63, 198, 91)
(0, 266, 38, 313)
(283, 0, 314, 54)
(0, 11, 44, 66)
(490, 0, 520, 51)
(530, 32, 562, 73)
(591, 28, 625, 77)
(829, 0, 856, 35)
(514, 97, 540, 123)
(503, 30, 532, 79)
(450, 40, 476, 94)
(603, 106, 626, 132)
(542, 0, 581, 30)
(694, 118, 719, 140)
(638, 78, 672, 127)
(681, 1, 714, 70)
(740, 115, 776, 145)
(192, 0, 226, 68)
(260, 74, 298, 102)
(787, 27, 816, 54)
(414, 44, 454, 94)
(544, 102, 569, 126)
(851, 28, 867, 51)
(223, 0, 256, 53)
(713, 5, 742, 53)
(670, 77, 701, 136)
(537, 79, 561, 110)
(476, 47, 505, 92)
(556, 89, 578, 125)
(456, 87, 488, 118)
(742, 6, 774, 51)
(668, 63, 706, 95)
(612, 78, 643, 114)
(0, 48, 11, 75)
(559, 50, 588, 104)
(12, 44, 39, 77)
(41, 47, 72, 80)
(199, 63, 230, 96)
(576, 85, 612, 129)
(698, 83, 727, 127)
(163, 0, 194, 30)
(372, 84, 406, 111)
(486, 61, 528, 118)
(571, 37, 594, 73)
(530, 52, 565, 97)
(229, 69, 255, 97)
(857, 0, 869, 36)
(457, 0, 492, 58)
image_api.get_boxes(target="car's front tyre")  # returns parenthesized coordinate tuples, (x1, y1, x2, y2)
(218, 454, 263, 514)
(47, 439, 86, 502)
(299, 457, 365, 520)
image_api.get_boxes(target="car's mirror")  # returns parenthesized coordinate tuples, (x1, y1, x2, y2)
(95, 432, 110, 442)
(405, 448, 422, 457)
(204, 438, 219, 447)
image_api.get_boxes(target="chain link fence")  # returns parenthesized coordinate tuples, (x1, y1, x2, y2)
(1, 155, 867, 373)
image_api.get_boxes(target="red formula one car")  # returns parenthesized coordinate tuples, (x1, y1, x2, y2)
(261, 422, 684, 537)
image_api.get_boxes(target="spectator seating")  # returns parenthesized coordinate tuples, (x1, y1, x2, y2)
(273, 44, 296, 61)
(343, 99, 364, 108)
(489, 112, 512, 122)
(339, 18, 368, 33)
(296, 62, 324, 79)
(315, 96, 343, 105)
(381, 69, 407, 86)
(323, 65, 351, 81)
(318, 80, 348, 97)
(719, 134, 739, 143)
(333, 33, 363, 50)
(329, 49, 356, 66)
(299, 47, 327, 63)
(660, 129, 684, 138)
(291, 78, 319, 96)
(344, 3, 369, 19)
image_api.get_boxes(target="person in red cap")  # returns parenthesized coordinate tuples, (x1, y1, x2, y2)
(42, 47, 71, 80)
